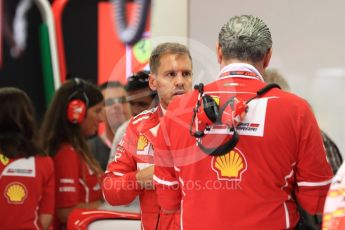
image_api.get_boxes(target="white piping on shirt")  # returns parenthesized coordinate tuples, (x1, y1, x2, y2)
(280, 162, 295, 229)
(297, 179, 333, 187)
(34, 204, 39, 230)
(283, 202, 290, 229)
(132, 115, 150, 124)
(79, 178, 89, 203)
(112, 171, 124, 177)
(153, 175, 178, 186)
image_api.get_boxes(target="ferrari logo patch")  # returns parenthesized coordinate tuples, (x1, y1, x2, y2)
(0, 153, 9, 166)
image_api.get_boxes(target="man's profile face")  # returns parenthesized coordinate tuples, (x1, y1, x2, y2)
(149, 53, 193, 109)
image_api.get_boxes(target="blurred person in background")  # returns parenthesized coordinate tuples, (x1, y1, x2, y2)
(108, 70, 158, 164)
(40, 78, 104, 229)
(0, 87, 54, 230)
(89, 81, 131, 171)
(126, 70, 158, 117)
(100, 71, 157, 213)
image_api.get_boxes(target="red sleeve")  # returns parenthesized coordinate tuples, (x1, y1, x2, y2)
(38, 156, 55, 214)
(294, 101, 333, 214)
(102, 123, 141, 205)
(154, 116, 181, 211)
(54, 145, 80, 208)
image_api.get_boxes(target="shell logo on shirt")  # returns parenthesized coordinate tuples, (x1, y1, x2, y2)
(137, 135, 149, 151)
(211, 96, 220, 106)
(4, 182, 28, 204)
(212, 149, 247, 181)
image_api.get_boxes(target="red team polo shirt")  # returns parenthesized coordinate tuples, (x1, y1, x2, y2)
(0, 154, 55, 229)
(54, 144, 102, 226)
(103, 106, 179, 230)
(154, 63, 333, 230)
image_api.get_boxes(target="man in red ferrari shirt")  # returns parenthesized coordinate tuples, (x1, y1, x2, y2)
(153, 15, 333, 229)
(102, 42, 193, 229)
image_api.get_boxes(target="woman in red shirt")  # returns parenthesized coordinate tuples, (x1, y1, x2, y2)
(40, 78, 104, 228)
(0, 87, 54, 230)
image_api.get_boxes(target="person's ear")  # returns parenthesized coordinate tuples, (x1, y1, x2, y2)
(263, 48, 272, 69)
(149, 73, 157, 91)
(216, 42, 222, 64)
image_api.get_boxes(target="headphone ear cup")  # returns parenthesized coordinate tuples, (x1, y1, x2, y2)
(219, 97, 235, 125)
(67, 99, 87, 124)
(233, 98, 248, 125)
(221, 102, 233, 126)
(198, 94, 219, 124)
(219, 97, 248, 126)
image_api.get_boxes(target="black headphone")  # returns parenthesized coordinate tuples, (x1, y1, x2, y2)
(190, 83, 280, 156)
(66, 78, 89, 124)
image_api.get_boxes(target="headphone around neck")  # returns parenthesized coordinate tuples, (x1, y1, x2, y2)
(190, 83, 280, 156)
(66, 78, 89, 124)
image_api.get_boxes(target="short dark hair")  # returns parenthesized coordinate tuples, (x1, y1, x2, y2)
(125, 71, 157, 98)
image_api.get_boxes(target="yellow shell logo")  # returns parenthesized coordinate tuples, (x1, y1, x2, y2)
(137, 135, 148, 151)
(5, 182, 28, 204)
(211, 96, 220, 106)
(213, 150, 247, 181)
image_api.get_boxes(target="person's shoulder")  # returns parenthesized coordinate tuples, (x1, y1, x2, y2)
(274, 89, 310, 109)
(35, 154, 53, 163)
(129, 107, 160, 129)
(54, 143, 79, 160)
(35, 155, 54, 171)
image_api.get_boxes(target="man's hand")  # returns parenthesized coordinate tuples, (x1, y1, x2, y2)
(136, 165, 154, 190)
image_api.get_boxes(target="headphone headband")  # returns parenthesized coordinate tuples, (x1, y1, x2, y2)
(68, 78, 89, 107)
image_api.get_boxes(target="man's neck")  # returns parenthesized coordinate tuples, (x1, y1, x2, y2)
(105, 125, 115, 144)
(221, 59, 264, 75)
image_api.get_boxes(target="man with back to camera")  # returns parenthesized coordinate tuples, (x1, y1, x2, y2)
(153, 15, 333, 229)
(102, 42, 193, 229)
